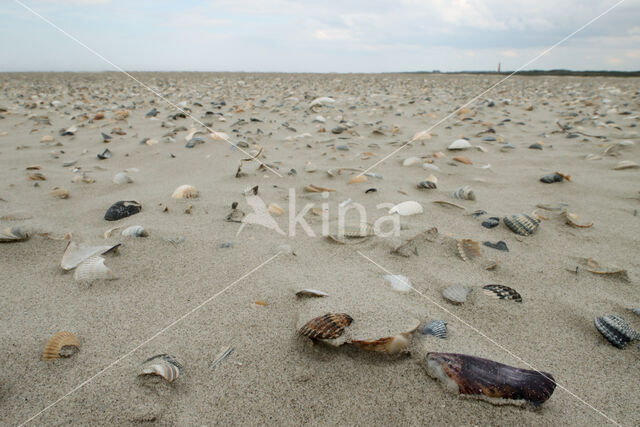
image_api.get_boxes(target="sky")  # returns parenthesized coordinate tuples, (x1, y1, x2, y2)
(0, 0, 639, 72)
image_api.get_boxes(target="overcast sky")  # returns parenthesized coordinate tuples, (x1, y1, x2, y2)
(1, 0, 639, 72)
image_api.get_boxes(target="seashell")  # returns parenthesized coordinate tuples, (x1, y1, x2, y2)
(113, 172, 133, 184)
(0, 226, 30, 242)
(348, 175, 367, 184)
(423, 163, 440, 171)
(564, 211, 593, 228)
(122, 225, 148, 237)
(457, 239, 482, 261)
(28, 172, 46, 181)
(452, 156, 472, 165)
(139, 354, 183, 383)
(74, 256, 115, 281)
(632, 308, 640, 317)
(104, 200, 142, 221)
(267, 203, 285, 215)
(426, 352, 556, 406)
(483, 241, 508, 252)
(447, 139, 472, 150)
(97, 148, 111, 160)
(442, 285, 470, 304)
(61, 125, 77, 136)
(594, 315, 639, 348)
(503, 214, 539, 236)
(295, 289, 328, 298)
(481, 217, 499, 228)
(422, 320, 447, 339)
(60, 240, 120, 270)
(41, 135, 54, 143)
(305, 184, 335, 193)
(309, 97, 335, 111)
(540, 172, 570, 183)
(298, 313, 353, 340)
(402, 156, 423, 167)
(483, 260, 499, 271)
(451, 185, 475, 201)
(351, 330, 415, 354)
(410, 130, 432, 142)
(304, 161, 317, 173)
(172, 185, 198, 199)
(102, 225, 123, 239)
(383, 275, 412, 293)
(389, 201, 423, 216)
(432, 200, 466, 210)
(43, 331, 80, 360)
(26, 165, 41, 170)
(482, 285, 522, 302)
(578, 258, 629, 281)
(612, 160, 639, 170)
(50, 187, 69, 199)
(417, 175, 437, 189)
(209, 131, 229, 141)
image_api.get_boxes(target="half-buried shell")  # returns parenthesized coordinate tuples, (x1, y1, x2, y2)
(139, 354, 183, 383)
(503, 214, 539, 236)
(422, 320, 448, 339)
(417, 175, 437, 189)
(482, 285, 522, 302)
(298, 313, 353, 340)
(389, 201, 423, 216)
(594, 315, 639, 349)
(43, 331, 80, 360)
(122, 225, 148, 237)
(451, 185, 475, 200)
(564, 211, 593, 228)
(172, 184, 199, 199)
(60, 241, 119, 270)
(74, 256, 115, 282)
(104, 201, 142, 221)
(457, 239, 482, 261)
(425, 352, 556, 407)
(295, 289, 328, 298)
(0, 226, 30, 242)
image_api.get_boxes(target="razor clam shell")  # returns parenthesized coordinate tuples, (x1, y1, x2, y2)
(296, 289, 328, 298)
(43, 331, 80, 360)
(457, 239, 482, 261)
(594, 315, 639, 348)
(422, 320, 448, 339)
(451, 185, 476, 200)
(0, 226, 30, 242)
(60, 241, 120, 270)
(426, 352, 556, 406)
(503, 214, 539, 236)
(442, 285, 470, 304)
(482, 285, 522, 302)
(139, 354, 183, 383)
(298, 313, 353, 340)
(74, 256, 115, 282)
(121, 225, 148, 237)
(104, 200, 142, 221)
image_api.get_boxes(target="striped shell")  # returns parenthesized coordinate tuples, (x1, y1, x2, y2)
(139, 354, 183, 382)
(482, 284, 522, 302)
(457, 239, 482, 261)
(74, 256, 115, 282)
(295, 289, 328, 298)
(172, 185, 199, 199)
(503, 214, 539, 236)
(43, 331, 80, 360)
(298, 313, 353, 340)
(442, 285, 470, 304)
(0, 226, 30, 242)
(422, 320, 448, 339)
(418, 175, 437, 189)
(113, 172, 133, 184)
(451, 185, 475, 200)
(594, 315, 639, 349)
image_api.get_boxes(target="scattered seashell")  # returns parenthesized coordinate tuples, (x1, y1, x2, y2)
(632, 308, 640, 317)
(113, 172, 133, 184)
(564, 211, 593, 228)
(453, 156, 472, 165)
(482, 285, 522, 302)
(383, 275, 412, 293)
(97, 148, 112, 160)
(422, 320, 447, 339)
(402, 156, 423, 167)
(540, 172, 570, 183)
(417, 175, 437, 189)
(50, 187, 69, 199)
(122, 225, 148, 237)
(102, 225, 123, 239)
(481, 217, 499, 229)
(432, 200, 466, 210)
(576, 258, 629, 281)
(172, 184, 198, 199)
(210, 346, 234, 369)
(348, 175, 367, 184)
(423, 163, 440, 171)
(60, 240, 119, 270)
(43, 331, 80, 360)
(304, 161, 317, 173)
(457, 239, 482, 261)
(451, 185, 475, 201)
(139, 354, 183, 383)
(483, 241, 508, 252)
(267, 203, 285, 216)
(503, 214, 539, 236)
(41, 135, 54, 143)
(0, 226, 30, 242)
(594, 315, 639, 348)
(447, 139, 472, 150)
(612, 160, 639, 170)
(104, 201, 142, 221)
(28, 172, 46, 181)
(425, 352, 556, 407)
(305, 184, 335, 193)
(296, 289, 328, 298)
(389, 201, 423, 216)
(74, 256, 115, 281)
(350, 328, 417, 354)
(442, 285, 470, 304)
(298, 313, 353, 340)
(410, 130, 432, 142)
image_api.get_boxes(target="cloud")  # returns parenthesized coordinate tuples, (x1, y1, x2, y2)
(313, 28, 353, 41)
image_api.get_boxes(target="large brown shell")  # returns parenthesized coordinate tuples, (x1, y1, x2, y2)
(426, 352, 556, 406)
(457, 239, 482, 261)
(43, 331, 80, 360)
(298, 313, 353, 340)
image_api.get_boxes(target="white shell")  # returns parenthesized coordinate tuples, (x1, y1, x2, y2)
(410, 130, 432, 142)
(61, 241, 119, 270)
(383, 275, 412, 293)
(389, 201, 423, 216)
(172, 184, 198, 199)
(309, 97, 335, 109)
(447, 139, 472, 150)
(442, 285, 470, 304)
(112, 172, 133, 184)
(74, 256, 115, 281)
(139, 354, 183, 383)
(122, 225, 147, 237)
(402, 156, 423, 167)
(423, 163, 440, 171)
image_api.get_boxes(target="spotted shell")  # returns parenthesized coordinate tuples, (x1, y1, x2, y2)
(482, 284, 522, 302)
(298, 313, 353, 340)
(503, 214, 539, 236)
(74, 256, 115, 282)
(172, 185, 199, 199)
(457, 239, 482, 261)
(139, 354, 183, 382)
(43, 331, 80, 360)
(594, 315, 639, 349)
(451, 185, 475, 200)
(422, 320, 448, 339)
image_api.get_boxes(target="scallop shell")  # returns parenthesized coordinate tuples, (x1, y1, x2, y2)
(50, 187, 69, 199)
(122, 225, 148, 237)
(482, 284, 522, 302)
(389, 201, 423, 216)
(104, 200, 142, 221)
(417, 175, 437, 189)
(113, 172, 133, 184)
(60, 241, 119, 270)
(295, 289, 328, 298)
(451, 185, 475, 200)
(564, 211, 593, 228)
(422, 320, 448, 339)
(0, 226, 30, 242)
(426, 352, 556, 406)
(139, 354, 183, 383)
(503, 214, 539, 236)
(457, 239, 482, 261)
(43, 331, 80, 360)
(298, 313, 353, 340)
(442, 285, 470, 304)
(350, 331, 414, 354)
(612, 160, 639, 170)
(383, 275, 412, 293)
(447, 139, 472, 150)
(172, 185, 198, 199)
(594, 315, 639, 348)
(74, 256, 115, 281)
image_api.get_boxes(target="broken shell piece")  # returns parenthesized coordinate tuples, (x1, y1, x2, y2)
(383, 275, 412, 293)
(581, 258, 629, 281)
(295, 289, 328, 298)
(389, 201, 423, 216)
(410, 130, 432, 142)
(97, 148, 112, 160)
(43, 331, 80, 360)
(482, 285, 522, 302)
(28, 172, 46, 181)
(432, 200, 466, 210)
(452, 156, 472, 165)
(298, 313, 353, 340)
(612, 160, 639, 170)
(172, 185, 198, 199)
(442, 285, 470, 304)
(457, 239, 482, 261)
(50, 187, 69, 199)
(113, 172, 133, 184)
(426, 352, 556, 406)
(60, 241, 120, 270)
(422, 320, 448, 339)
(267, 203, 285, 215)
(74, 256, 115, 282)
(594, 315, 639, 348)
(122, 225, 148, 237)
(503, 214, 539, 236)
(104, 201, 142, 221)
(348, 175, 367, 184)
(451, 185, 475, 201)
(305, 184, 335, 193)
(0, 226, 30, 242)
(139, 354, 183, 383)
(448, 139, 472, 150)
(564, 211, 593, 228)
(350, 331, 414, 354)
(102, 225, 123, 239)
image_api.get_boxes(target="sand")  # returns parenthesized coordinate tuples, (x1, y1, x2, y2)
(0, 72, 639, 425)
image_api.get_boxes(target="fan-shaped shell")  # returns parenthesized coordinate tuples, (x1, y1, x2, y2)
(457, 239, 482, 261)
(422, 320, 448, 339)
(139, 354, 183, 382)
(104, 201, 142, 221)
(295, 289, 328, 298)
(0, 226, 30, 242)
(482, 285, 522, 302)
(451, 185, 475, 200)
(442, 285, 470, 304)
(122, 225, 148, 237)
(61, 241, 119, 270)
(389, 201, 423, 216)
(74, 256, 115, 281)
(503, 214, 539, 236)
(383, 275, 412, 293)
(43, 331, 80, 360)
(172, 185, 198, 199)
(447, 139, 472, 150)
(298, 313, 353, 340)
(594, 315, 639, 348)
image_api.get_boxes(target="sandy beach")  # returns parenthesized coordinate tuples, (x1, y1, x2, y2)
(1, 72, 639, 425)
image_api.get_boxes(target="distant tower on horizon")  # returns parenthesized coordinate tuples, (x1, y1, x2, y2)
(498, 62, 501, 73)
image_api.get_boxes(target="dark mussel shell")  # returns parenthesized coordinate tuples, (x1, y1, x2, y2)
(483, 241, 508, 252)
(104, 200, 142, 221)
(481, 217, 500, 229)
